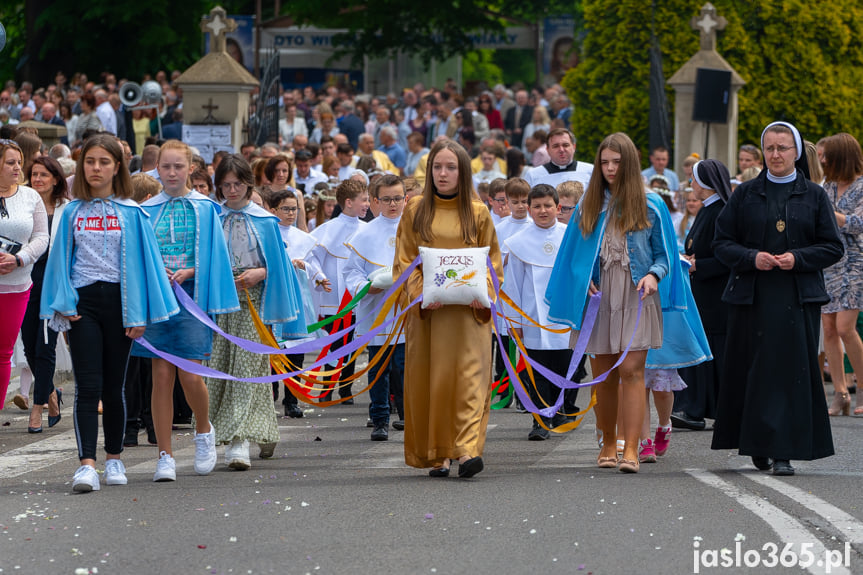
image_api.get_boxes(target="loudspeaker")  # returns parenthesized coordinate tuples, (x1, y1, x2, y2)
(692, 68, 731, 124)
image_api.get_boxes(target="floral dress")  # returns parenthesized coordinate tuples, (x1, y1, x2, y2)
(823, 175, 863, 313)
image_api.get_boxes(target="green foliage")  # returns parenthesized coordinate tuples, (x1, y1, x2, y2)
(34, 0, 212, 81)
(0, 3, 26, 82)
(286, 0, 576, 67)
(492, 50, 536, 87)
(565, 0, 863, 164)
(463, 50, 504, 86)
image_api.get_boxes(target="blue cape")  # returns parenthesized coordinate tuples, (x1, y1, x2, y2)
(545, 192, 686, 330)
(40, 198, 179, 327)
(645, 256, 712, 369)
(143, 191, 239, 315)
(220, 202, 305, 330)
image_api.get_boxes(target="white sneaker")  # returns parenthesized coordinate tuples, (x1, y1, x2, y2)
(225, 439, 251, 470)
(153, 451, 177, 482)
(72, 465, 100, 493)
(193, 422, 217, 475)
(104, 459, 128, 486)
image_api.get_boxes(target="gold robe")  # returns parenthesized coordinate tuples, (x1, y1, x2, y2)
(394, 194, 504, 468)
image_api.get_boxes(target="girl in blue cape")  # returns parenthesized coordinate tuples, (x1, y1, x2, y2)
(131, 140, 240, 482)
(40, 135, 179, 492)
(207, 154, 305, 470)
(545, 132, 687, 474)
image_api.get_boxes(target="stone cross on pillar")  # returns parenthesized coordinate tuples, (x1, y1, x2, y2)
(690, 2, 727, 51)
(201, 6, 237, 53)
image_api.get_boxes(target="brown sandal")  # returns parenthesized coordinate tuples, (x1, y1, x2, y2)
(618, 458, 640, 473)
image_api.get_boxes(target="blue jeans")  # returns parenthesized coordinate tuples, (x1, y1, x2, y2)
(368, 343, 405, 424)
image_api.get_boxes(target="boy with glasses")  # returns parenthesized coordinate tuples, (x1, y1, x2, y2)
(344, 175, 406, 439)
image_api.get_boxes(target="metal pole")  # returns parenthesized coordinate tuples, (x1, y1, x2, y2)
(254, 0, 262, 78)
(535, 18, 544, 89)
(363, 55, 369, 94)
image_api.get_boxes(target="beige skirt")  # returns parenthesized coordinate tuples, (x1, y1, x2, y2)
(585, 263, 663, 355)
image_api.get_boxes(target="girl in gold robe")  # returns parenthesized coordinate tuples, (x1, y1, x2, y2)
(394, 140, 504, 478)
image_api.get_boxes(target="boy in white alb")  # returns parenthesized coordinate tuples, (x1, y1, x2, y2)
(493, 178, 532, 405)
(344, 174, 406, 441)
(308, 179, 369, 402)
(488, 178, 509, 226)
(267, 189, 330, 418)
(495, 178, 533, 257)
(504, 184, 576, 440)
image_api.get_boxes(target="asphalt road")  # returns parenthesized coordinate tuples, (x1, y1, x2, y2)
(0, 386, 861, 575)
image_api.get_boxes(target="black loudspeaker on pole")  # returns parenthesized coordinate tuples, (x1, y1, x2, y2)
(693, 68, 731, 158)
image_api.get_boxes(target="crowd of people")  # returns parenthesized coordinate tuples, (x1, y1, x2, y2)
(1, 70, 860, 491)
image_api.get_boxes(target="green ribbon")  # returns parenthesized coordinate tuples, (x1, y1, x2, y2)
(306, 282, 372, 333)
(490, 338, 519, 410)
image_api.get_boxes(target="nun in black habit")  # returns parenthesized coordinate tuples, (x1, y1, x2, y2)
(674, 160, 733, 430)
(711, 121, 843, 476)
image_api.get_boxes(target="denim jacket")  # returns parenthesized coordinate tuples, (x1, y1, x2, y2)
(546, 191, 683, 330)
(590, 202, 668, 286)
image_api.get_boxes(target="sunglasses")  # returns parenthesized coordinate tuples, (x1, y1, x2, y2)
(0, 139, 21, 151)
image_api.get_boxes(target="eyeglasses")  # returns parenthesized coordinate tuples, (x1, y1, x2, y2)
(765, 145, 795, 155)
(221, 182, 246, 190)
(0, 197, 7, 218)
(377, 196, 404, 205)
(492, 198, 507, 204)
(560, 205, 576, 212)
(277, 206, 298, 213)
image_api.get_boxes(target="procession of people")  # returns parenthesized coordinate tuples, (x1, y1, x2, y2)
(2, 72, 860, 493)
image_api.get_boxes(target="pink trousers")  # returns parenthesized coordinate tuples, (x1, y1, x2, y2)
(0, 289, 31, 409)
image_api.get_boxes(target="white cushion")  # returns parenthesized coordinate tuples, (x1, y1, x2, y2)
(368, 266, 394, 290)
(419, 246, 490, 309)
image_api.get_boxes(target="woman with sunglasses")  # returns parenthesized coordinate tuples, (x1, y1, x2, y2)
(0, 139, 49, 413)
(477, 92, 503, 131)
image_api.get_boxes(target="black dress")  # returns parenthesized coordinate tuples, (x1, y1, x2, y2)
(677, 199, 728, 420)
(712, 178, 836, 461)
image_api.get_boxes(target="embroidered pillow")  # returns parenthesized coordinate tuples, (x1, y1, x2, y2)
(419, 246, 490, 309)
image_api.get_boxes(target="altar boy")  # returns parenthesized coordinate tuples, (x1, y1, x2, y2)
(308, 179, 369, 402)
(344, 174, 406, 440)
(267, 189, 329, 418)
(493, 177, 532, 406)
(503, 184, 576, 440)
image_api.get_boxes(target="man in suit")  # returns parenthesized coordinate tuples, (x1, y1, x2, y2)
(504, 90, 532, 149)
(337, 100, 365, 151)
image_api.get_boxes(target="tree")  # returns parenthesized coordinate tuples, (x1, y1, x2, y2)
(0, 3, 27, 84)
(285, 0, 576, 67)
(564, 0, 863, 165)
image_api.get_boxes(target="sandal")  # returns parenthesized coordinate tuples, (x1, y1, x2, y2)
(855, 393, 863, 416)
(618, 458, 640, 473)
(828, 392, 850, 416)
(597, 456, 618, 469)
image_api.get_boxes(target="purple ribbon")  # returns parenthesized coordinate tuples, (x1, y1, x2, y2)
(486, 256, 643, 419)
(167, 256, 421, 357)
(136, 294, 422, 383)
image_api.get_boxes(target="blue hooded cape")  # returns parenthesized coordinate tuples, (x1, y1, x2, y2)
(645, 256, 712, 369)
(220, 202, 306, 333)
(545, 192, 687, 330)
(40, 197, 179, 327)
(142, 191, 240, 315)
